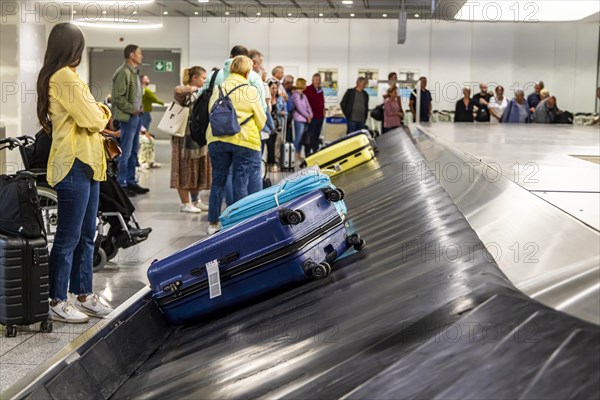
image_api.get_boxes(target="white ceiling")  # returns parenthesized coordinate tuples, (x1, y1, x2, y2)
(55, 0, 461, 19)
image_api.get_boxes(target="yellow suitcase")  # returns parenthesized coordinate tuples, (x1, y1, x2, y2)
(302, 133, 375, 176)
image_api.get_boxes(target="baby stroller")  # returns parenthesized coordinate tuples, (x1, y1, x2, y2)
(5, 131, 151, 272)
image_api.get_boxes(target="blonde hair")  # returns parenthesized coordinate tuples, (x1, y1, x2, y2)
(229, 56, 253, 77)
(295, 78, 307, 91)
(182, 66, 205, 85)
(540, 88, 550, 98)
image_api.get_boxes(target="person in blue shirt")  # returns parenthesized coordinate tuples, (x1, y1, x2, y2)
(527, 80, 544, 114)
(198, 45, 266, 112)
(502, 89, 531, 124)
(409, 76, 432, 123)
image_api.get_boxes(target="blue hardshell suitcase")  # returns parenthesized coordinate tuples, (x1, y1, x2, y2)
(148, 189, 365, 325)
(219, 166, 347, 230)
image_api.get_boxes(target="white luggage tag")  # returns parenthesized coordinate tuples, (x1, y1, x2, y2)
(205, 260, 222, 299)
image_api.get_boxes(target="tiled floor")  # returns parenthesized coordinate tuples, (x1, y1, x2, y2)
(0, 140, 216, 393)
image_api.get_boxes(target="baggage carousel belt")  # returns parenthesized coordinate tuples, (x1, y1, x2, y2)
(104, 130, 598, 399)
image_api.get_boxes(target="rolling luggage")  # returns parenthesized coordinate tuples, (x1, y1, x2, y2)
(301, 130, 376, 177)
(0, 233, 53, 337)
(326, 129, 379, 153)
(280, 120, 294, 171)
(149, 189, 365, 325)
(219, 166, 348, 230)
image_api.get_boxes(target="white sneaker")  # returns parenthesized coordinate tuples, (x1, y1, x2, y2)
(193, 200, 209, 211)
(49, 300, 90, 323)
(207, 224, 220, 235)
(180, 203, 202, 213)
(75, 294, 114, 318)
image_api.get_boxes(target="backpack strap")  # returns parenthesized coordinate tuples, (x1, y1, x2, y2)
(217, 84, 226, 99)
(225, 83, 249, 98)
(207, 69, 220, 92)
(240, 115, 253, 126)
(216, 83, 248, 100)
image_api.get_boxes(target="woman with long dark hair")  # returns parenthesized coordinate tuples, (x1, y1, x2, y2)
(37, 23, 114, 323)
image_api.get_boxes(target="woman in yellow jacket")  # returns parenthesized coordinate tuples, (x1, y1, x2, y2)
(36, 23, 113, 323)
(206, 56, 266, 235)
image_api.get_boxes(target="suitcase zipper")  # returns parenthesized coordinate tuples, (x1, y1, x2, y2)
(317, 144, 371, 170)
(157, 215, 343, 306)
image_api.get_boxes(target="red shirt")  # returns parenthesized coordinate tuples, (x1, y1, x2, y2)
(303, 85, 325, 119)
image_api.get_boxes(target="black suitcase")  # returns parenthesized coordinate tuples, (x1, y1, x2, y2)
(0, 233, 53, 337)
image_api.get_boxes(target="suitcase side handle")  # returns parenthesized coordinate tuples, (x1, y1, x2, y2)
(189, 252, 239, 278)
(218, 252, 240, 266)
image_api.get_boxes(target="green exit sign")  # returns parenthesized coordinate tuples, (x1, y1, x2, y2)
(153, 60, 174, 72)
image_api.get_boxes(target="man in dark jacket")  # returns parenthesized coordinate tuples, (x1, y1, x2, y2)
(111, 44, 149, 195)
(473, 83, 491, 122)
(303, 73, 325, 155)
(341, 77, 369, 134)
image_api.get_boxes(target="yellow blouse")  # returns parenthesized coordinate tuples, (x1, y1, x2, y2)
(46, 67, 111, 187)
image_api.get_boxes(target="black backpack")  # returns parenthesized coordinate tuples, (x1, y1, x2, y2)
(0, 171, 46, 239)
(370, 104, 384, 121)
(190, 70, 220, 146)
(553, 111, 574, 124)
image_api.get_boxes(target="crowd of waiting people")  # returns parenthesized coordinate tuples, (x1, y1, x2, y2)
(408, 77, 570, 124)
(33, 22, 598, 323)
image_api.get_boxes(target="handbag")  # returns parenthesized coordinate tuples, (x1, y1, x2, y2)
(102, 133, 122, 160)
(158, 102, 190, 137)
(0, 171, 46, 239)
(370, 104, 384, 121)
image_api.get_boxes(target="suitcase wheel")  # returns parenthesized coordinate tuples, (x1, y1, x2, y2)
(4, 325, 17, 338)
(354, 239, 366, 251)
(324, 188, 344, 203)
(346, 233, 366, 251)
(40, 320, 53, 334)
(279, 209, 303, 225)
(297, 210, 306, 223)
(312, 262, 331, 280)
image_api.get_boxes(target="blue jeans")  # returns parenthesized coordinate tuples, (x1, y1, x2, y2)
(347, 121, 365, 135)
(208, 142, 262, 223)
(224, 170, 233, 207)
(141, 112, 152, 130)
(49, 159, 99, 301)
(306, 118, 324, 155)
(293, 121, 307, 153)
(117, 114, 142, 186)
(223, 161, 262, 206)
